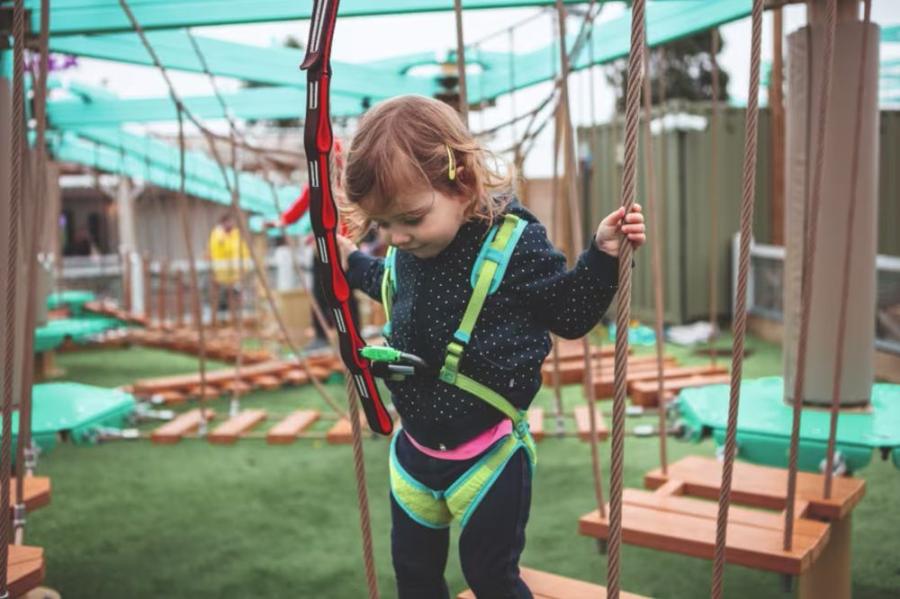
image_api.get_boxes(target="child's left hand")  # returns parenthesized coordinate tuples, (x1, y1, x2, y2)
(594, 204, 646, 258)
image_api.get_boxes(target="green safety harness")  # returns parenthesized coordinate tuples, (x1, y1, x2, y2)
(361, 213, 537, 529)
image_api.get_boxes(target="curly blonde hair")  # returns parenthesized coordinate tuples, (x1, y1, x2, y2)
(342, 95, 514, 237)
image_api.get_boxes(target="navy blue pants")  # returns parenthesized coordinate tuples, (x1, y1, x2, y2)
(390, 432, 533, 599)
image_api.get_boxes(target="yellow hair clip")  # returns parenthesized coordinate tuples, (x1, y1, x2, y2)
(446, 145, 456, 181)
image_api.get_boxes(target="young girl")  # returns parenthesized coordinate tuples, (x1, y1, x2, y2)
(337, 95, 645, 598)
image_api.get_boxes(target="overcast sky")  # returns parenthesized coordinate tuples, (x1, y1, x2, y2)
(57, 2, 900, 178)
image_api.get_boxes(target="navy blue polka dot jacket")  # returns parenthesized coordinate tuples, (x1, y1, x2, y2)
(346, 200, 619, 450)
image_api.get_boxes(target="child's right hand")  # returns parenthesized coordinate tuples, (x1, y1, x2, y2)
(336, 235, 358, 271)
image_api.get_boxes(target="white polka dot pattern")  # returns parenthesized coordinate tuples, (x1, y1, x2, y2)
(345, 201, 619, 450)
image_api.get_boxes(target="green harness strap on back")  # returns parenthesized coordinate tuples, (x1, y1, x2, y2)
(382, 214, 536, 529)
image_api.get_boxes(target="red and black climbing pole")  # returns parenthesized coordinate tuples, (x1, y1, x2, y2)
(301, 0, 393, 436)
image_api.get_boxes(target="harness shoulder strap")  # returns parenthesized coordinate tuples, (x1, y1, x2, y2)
(381, 246, 397, 337)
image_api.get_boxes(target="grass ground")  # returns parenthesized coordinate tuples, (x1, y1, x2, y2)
(24, 336, 900, 598)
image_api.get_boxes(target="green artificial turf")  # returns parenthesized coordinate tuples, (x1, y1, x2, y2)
(24, 339, 900, 598)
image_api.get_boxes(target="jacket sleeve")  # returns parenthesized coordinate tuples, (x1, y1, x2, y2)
(280, 186, 310, 226)
(502, 221, 619, 338)
(346, 250, 385, 303)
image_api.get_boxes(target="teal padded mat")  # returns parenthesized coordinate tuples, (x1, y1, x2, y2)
(34, 316, 122, 353)
(12, 383, 136, 452)
(46, 290, 96, 316)
(676, 377, 900, 473)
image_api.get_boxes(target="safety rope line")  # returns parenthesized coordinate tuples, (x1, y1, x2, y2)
(453, 0, 469, 126)
(15, 0, 51, 546)
(708, 28, 721, 367)
(494, 0, 600, 156)
(784, 0, 837, 550)
(2, 0, 27, 590)
(553, 0, 606, 516)
(606, 0, 644, 596)
(117, 0, 347, 419)
(710, 1, 762, 597)
(824, 0, 872, 500)
(642, 45, 668, 475)
(189, 28, 325, 382)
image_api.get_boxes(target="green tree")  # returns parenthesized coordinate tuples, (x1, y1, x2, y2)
(605, 28, 730, 112)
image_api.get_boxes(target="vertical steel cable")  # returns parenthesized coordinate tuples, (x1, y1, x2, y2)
(606, 1, 645, 597)
(710, 2, 763, 597)
(15, 0, 51, 546)
(708, 28, 721, 367)
(824, 0, 872, 499)
(2, 0, 27, 590)
(784, 0, 837, 550)
(642, 46, 668, 475)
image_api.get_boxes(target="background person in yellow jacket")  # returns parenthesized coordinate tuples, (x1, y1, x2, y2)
(207, 213, 250, 314)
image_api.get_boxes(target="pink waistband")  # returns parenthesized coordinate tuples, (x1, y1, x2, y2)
(404, 419, 513, 461)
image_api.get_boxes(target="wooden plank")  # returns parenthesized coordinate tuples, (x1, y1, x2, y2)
(457, 567, 647, 599)
(573, 406, 608, 442)
(253, 374, 283, 390)
(579, 501, 829, 576)
(541, 355, 676, 385)
(630, 373, 731, 406)
(623, 489, 829, 541)
(528, 408, 545, 442)
(267, 410, 321, 444)
(151, 409, 216, 445)
(282, 369, 310, 385)
(208, 410, 268, 444)
(644, 456, 866, 521)
(7, 544, 44, 599)
(186, 385, 220, 400)
(625, 365, 728, 392)
(153, 390, 187, 405)
(551, 339, 616, 362)
(590, 360, 691, 398)
(133, 359, 294, 395)
(221, 379, 253, 394)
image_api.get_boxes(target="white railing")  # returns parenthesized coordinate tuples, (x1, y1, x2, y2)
(733, 234, 900, 355)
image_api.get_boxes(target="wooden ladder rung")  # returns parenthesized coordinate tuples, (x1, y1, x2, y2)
(267, 410, 321, 444)
(151, 409, 216, 444)
(573, 406, 608, 442)
(208, 409, 268, 444)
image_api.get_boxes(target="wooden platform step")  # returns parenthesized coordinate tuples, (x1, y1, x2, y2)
(153, 390, 187, 405)
(630, 372, 732, 407)
(578, 486, 831, 575)
(542, 355, 676, 385)
(573, 406, 609, 442)
(8, 477, 52, 514)
(7, 544, 45, 598)
(267, 410, 321, 444)
(151, 409, 216, 444)
(644, 456, 866, 521)
(209, 409, 268, 444)
(457, 567, 647, 599)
